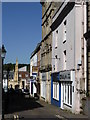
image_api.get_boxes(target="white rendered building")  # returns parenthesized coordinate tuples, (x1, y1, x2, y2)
(51, 1, 87, 114)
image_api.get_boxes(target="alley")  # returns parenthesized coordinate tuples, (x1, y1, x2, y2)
(3, 93, 88, 120)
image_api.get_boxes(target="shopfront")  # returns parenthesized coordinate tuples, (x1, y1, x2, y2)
(60, 70, 75, 111)
(30, 79, 37, 97)
(51, 72, 61, 107)
(41, 73, 46, 99)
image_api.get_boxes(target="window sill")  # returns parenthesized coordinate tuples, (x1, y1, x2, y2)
(63, 103, 72, 108)
(53, 97, 59, 101)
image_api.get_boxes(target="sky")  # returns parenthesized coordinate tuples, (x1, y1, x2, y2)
(2, 2, 42, 64)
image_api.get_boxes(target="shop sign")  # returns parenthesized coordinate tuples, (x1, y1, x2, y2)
(52, 73, 59, 82)
(60, 71, 71, 81)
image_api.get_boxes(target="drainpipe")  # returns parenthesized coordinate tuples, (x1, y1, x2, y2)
(80, 1, 87, 112)
(81, 1, 86, 96)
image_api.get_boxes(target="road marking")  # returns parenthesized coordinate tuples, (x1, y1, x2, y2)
(55, 114, 65, 119)
(13, 115, 19, 119)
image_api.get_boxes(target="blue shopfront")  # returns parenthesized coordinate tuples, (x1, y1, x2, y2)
(51, 72, 61, 107)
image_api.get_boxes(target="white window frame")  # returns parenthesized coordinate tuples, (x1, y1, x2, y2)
(53, 82, 59, 101)
(63, 50, 66, 70)
(55, 30, 58, 48)
(63, 82, 72, 106)
(63, 20, 67, 43)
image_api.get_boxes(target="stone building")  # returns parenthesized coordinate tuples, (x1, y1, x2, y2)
(8, 59, 29, 90)
(8, 59, 18, 89)
(40, 2, 58, 103)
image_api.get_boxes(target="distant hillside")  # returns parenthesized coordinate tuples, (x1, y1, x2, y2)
(3, 63, 30, 72)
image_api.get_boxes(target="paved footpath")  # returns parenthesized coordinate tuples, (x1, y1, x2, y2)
(4, 97, 89, 120)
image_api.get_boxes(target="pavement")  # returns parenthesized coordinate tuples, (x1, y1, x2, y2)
(3, 95, 89, 120)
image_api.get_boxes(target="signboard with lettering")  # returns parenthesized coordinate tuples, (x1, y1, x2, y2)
(60, 71, 71, 81)
(52, 72, 60, 82)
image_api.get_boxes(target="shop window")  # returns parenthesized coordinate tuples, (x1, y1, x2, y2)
(70, 84, 72, 105)
(67, 85, 69, 104)
(62, 82, 72, 106)
(65, 84, 66, 103)
(53, 82, 59, 100)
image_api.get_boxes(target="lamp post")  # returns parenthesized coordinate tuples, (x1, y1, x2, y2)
(1, 44, 6, 120)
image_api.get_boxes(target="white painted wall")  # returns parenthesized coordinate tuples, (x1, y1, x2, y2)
(30, 53, 37, 76)
(52, 2, 87, 114)
(19, 66, 27, 72)
(52, 7, 75, 73)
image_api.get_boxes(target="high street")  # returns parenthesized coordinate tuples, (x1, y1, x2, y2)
(3, 93, 88, 120)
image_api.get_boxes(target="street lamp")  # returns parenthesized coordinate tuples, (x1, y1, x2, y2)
(1, 45, 6, 60)
(1, 44, 6, 120)
(1, 44, 7, 91)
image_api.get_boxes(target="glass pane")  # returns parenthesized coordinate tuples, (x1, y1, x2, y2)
(68, 85, 69, 104)
(70, 84, 72, 105)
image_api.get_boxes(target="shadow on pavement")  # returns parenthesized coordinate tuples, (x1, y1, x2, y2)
(3, 92, 43, 114)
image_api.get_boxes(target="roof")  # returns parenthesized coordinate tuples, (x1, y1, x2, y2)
(30, 42, 41, 59)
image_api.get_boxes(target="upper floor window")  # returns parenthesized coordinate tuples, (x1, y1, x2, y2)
(63, 50, 66, 70)
(55, 30, 58, 48)
(63, 20, 67, 43)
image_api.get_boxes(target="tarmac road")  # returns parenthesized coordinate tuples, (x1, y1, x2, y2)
(3, 93, 89, 120)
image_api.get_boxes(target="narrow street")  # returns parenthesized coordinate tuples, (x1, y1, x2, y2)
(3, 93, 88, 120)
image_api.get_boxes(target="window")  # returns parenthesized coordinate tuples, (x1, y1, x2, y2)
(63, 20, 67, 43)
(55, 30, 58, 48)
(19, 74, 22, 77)
(62, 82, 72, 106)
(25, 74, 28, 77)
(63, 50, 66, 70)
(70, 84, 72, 105)
(53, 82, 59, 100)
(67, 85, 69, 104)
(65, 84, 66, 103)
(53, 65, 55, 71)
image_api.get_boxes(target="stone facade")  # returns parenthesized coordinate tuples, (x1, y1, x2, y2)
(8, 59, 18, 89)
(40, 2, 58, 103)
